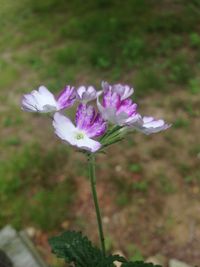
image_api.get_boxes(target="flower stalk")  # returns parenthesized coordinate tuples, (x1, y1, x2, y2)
(88, 153, 106, 257)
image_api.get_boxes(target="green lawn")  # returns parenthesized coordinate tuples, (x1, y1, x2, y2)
(1, 0, 200, 93)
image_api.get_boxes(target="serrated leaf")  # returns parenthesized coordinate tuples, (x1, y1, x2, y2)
(49, 231, 125, 267)
(121, 261, 162, 267)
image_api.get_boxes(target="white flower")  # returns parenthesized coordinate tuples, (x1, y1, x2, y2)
(53, 104, 107, 152)
(21, 85, 76, 113)
(128, 116, 171, 135)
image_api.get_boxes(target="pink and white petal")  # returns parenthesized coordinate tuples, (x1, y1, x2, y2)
(87, 86, 96, 94)
(143, 116, 155, 123)
(75, 104, 95, 130)
(135, 116, 171, 135)
(22, 86, 58, 113)
(38, 86, 57, 105)
(77, 89, 97, 103)
(21, 94, 38, 112)
(114, 111, 129, 125)
(142, 124, 171, 135)
(98, 104, 116, 122)
(102, 91, 120, 109)
(38, 85, 53, 96)
(86, 114, 107, 138)
(53, 112, 76, 145)
(112, 84, 134, 100)
(57, 86, 76, 110)
(34, 87, 57, 109)
(144, 119, 165, 128)
(76, 136, 101, 152)
(77, 86, 86, 98)
(101, 81, 111, 92)
(117, 99, 137, 116)
(98, 99, 126, 125)
(123, 85, 134, 100)
(89, 122, 107, 138)
(126, 113, 142, 125)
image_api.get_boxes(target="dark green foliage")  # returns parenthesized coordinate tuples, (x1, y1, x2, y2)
(55, 46, 80, 65)
(121, 262, 161, 267)
(189, 32, 200, 48)
(122, 36, 146, 65)
(134, 67, 166, 95)
(168, 53, 193, 84)
(49, 231, 162, 267)
(49, 231, 124, 267)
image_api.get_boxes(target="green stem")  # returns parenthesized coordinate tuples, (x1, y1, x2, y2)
(88, 153, 106, 257)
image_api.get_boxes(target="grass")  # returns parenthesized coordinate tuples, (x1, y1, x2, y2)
(188, 78, 200, 94)
(0, 143, 75, 230)
(158, 174, 176, 194)
(0, 60, 19, 88)
(173, 118, 190, 129)
(127, 244, 144, 262)
(1, 0, 200, 92)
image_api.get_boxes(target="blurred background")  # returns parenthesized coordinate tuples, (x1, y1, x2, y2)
(0, 0, 200, 266)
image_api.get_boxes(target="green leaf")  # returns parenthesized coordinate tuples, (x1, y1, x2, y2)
(49, 230, 126, 267)
(121, 261, 162, 267)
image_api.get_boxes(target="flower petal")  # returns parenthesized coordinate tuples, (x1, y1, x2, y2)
(53, 112, 101, 152)
(76, 136, 101, 152)
(102, 81, 134, 100)
(77, 86, 98, 103)
(77, 86, 86, 98)
(21, 94, 38, 112)
(102, 90, 120, 109)
(21, 86, 57, 113)
(75, 104, 95, 131)
(130, 116, 171, 135)
(126, 113, 142, 125)
(86, 114, 107, 138)
(38, 86, 57, 108)
(53, 112, 76, 145)
(117, 99, 137, 116)
(97, 96, 129, 125)
(112, 84, 134, 100)
(57, 85, 76, 110)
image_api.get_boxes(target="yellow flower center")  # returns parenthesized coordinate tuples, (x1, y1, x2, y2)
(75, 132, 84, 140)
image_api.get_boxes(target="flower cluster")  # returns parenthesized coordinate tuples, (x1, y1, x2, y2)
(21, 82, 171, 152)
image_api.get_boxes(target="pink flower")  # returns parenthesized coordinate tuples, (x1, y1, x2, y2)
(53, 104, 107, 152)
(97, 83, 140, 126)
(21, 85, 76, 113)
(102, 81, 134, 100)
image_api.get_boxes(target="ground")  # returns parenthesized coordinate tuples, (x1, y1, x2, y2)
(0, 0, 200, 266)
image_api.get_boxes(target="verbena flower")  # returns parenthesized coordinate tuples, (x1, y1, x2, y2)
(76, 86, 98, 103)
(53, 104, 107, 152)
(126, 116, 171, 135)
(102, 81, 134, 100)
(21, 85, 76, 113)
(97, 83, 140, 126)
